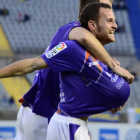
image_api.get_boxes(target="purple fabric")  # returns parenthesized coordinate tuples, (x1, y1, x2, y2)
(23, 21, 81, 121)
(42, 40, 130, 118)
(69, 124, 80, 140)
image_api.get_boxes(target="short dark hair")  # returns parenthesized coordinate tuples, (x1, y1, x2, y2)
(79, 0, 114, 13)
(79, 0, 100, 14)
(79, 3, 111, 30)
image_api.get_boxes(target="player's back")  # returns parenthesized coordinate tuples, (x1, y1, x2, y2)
(22, 21, 81, 121)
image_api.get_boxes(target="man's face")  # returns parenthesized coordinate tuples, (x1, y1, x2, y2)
(94, 8, 117, 45)
(100, 0, 112, 7)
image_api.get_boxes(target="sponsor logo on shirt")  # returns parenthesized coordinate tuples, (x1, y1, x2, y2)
(106, 72, 119, 82)
(89, 62, 99, 67)
(45, 42, 67, 58)
(60, 92, 65, 102)
(106, 72, 112, 77)
(111, 74, 119, 82)
(115, 77, 124, 89)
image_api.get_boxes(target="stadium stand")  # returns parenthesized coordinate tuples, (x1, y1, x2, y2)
(0, 23, 13, 57)
(126, 0, 140, 60)
(105, 10, 135, 56)
(0, 0, 79, 53)
(123, 79, 140, 112)
(0, 0, 135, 56)
(0, 81, 18, 120)
(0, 77, 31, 108)
(0, 82, 10, 108)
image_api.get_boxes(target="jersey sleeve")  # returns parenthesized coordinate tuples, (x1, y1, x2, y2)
(41, 40, 85, 73)
(60, 22, 81, 41)
(49, 22, 81, 47)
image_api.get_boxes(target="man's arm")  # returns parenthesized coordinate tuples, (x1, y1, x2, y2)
(69, 27, 113, 66)
(69, 27, 134, 83)
(0, 57, 48, 78)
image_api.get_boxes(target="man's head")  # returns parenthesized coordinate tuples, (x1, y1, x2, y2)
(79, 3, 117, 45)
(79, 0, 114, 14)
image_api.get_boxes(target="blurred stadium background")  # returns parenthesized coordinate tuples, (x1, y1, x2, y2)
(0, 0, 140, 139)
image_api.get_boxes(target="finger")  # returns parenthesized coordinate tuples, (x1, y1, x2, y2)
(109, 110, 113, 113)
(114, 58, 120, 66)
(110, 109, 117, 114)
(124, 72, 134, 84)
(116, 61, 120, 66)
(118, 106, 122, 111)
(109, 109, 115, 114)
(128, 74, 134, 84)
(131, 74, 134, 83)
(114, 58, 121, 66)
(113, 58, 117, 64)
(113, 58, 116, 61)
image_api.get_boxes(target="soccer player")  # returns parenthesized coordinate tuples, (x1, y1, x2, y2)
(44, 3, 130, 139)
(0, 0, 133, 140)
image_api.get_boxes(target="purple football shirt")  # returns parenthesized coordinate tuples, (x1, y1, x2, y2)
(41, 40, 130, 118)
(22, 22, 81, 121)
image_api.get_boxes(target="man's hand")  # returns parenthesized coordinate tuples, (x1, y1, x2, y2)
(112, 58, 134, 84)
(109, 103, 126, 114)
(109, 106, 122, 114)
(112, 62, 134, 84)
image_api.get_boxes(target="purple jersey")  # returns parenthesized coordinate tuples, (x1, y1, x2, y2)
(22, 22, 81, 121)
(41, 40, 130, 118)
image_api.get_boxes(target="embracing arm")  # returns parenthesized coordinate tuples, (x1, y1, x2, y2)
(69, 27, 114, 67)
(0, 57, 48, 78)
(69, 27, 134, 83)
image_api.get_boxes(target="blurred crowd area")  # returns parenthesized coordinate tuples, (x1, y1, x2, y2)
(0, 0, 140, 123)
(113, 0, 127, 11)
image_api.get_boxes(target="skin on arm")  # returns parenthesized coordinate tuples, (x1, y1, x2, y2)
(109, 103, 126, 114)
(0, 57, 48, 78)
(0, 28, 134, 83)
(69, 27, 134, 83)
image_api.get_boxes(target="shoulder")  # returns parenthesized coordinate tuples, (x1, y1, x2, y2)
(59, 21, 81, 30)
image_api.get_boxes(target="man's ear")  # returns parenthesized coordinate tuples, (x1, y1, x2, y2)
(88, 20, 97, 31)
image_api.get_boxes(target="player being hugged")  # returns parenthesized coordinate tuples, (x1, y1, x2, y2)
(39, 3, 131, 140)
